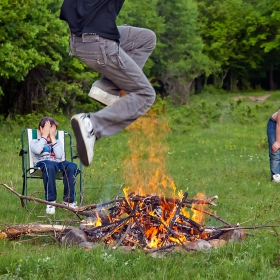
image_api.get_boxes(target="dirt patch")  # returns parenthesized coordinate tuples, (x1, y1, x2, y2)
(232, 93, 271, 102)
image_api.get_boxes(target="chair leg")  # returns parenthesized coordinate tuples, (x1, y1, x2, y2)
(22, 176, 28, 210)
(79, 164, 83, 205)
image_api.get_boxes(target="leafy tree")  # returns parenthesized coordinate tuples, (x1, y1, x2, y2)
(0, 0, 100, 116)
(117, 0, 165, 82)
(246, 0, 280, 90)
(197, 0, 254, 90)
(197, 0, 280, 91)
(0, 0, 59, 82)
(119, 0, 212, 105)
(0, 0, 63, 114)
(1, 0, 280, 117)
(155, 0, 211, 104)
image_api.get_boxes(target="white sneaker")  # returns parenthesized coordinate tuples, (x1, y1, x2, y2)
(273, 174, 280, 183)
(46, 201, 56, 215)
(88, 86, 119, 106)
(71, 113, 96, 166)
(62, 201, 78, 209)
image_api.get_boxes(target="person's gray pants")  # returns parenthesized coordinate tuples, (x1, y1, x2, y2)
(70, 26, 156, 140)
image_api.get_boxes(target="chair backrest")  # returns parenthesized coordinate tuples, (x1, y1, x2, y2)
(26, 129, 65, 170)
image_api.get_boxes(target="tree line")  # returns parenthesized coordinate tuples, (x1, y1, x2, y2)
(0, 0, 279, 116)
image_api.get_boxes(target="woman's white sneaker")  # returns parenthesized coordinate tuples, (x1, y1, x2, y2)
(88, 86, 119, 106)
(71, 113, 95, 166)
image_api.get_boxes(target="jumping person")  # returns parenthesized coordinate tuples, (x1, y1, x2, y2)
(267, 109, 280, 182)
(59, 0, 156, 166)
(30, 117, 79, 214)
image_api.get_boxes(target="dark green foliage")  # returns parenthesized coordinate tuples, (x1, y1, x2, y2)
(197, 0, 280, 91)
(117, 0, 211, 104)
(0, 0, 100, 116)
(0, 0, 59, 81)
(229, 98, 278, 125)
(153, 0, 211, 105)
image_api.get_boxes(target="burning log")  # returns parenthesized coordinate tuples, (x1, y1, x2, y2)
(78, 192, 239, 250)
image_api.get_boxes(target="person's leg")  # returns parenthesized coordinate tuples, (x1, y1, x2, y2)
(71, 33, 156, 139)
(58, 161, 79, 203)
(93, 26, 156, 95)
(36, 161, 59, 201)
(267, 117, 280, 180)
(119, 26, 156, 67)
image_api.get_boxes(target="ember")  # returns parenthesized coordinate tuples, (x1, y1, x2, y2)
(78, 192, 234, 250)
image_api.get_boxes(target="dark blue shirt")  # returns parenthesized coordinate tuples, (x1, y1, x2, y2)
(60, 0, 125, 39)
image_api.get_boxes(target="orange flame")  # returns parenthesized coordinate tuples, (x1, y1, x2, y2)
(191, 193, 208, 224)
(118, 110, 214, 247)
(94, 211, 102, 227)
(123, 112, 175, 197)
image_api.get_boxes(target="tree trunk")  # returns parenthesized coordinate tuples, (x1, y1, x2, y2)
(269, 62, 274, 91)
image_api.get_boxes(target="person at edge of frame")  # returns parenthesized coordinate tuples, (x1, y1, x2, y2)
(267, 108, 280, 182)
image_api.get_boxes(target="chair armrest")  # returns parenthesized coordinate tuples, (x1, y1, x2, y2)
(19, 149, 28, 156)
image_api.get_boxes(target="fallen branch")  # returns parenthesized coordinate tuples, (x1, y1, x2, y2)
(1, 183, 219, 219)
(0, 223, 74, 240)
(1, 183, 94, 218)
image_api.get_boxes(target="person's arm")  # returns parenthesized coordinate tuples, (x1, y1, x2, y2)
(49, 124, 57, 145)
(272, 109, 280, 152)
(52, 140, 64, 160)
(49, 124, 64, 160)
(30, 138, 48, 166)
(276, 109, 280, 141)
(31, 121, 51, 154)
(30, 138, 47, 155)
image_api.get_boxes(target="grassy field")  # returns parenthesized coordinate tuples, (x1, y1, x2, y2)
(0, 91, 280, 279)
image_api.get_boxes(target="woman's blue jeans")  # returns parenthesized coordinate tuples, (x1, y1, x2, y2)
(267, 117, 280, 180)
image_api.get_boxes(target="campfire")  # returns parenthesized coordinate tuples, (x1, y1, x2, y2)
(0, 185, 247, 253)
(76, 191, 245, 251)
(81, 192, 215, 246)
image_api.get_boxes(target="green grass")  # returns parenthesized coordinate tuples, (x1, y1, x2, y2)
(1, 91, 280, 279)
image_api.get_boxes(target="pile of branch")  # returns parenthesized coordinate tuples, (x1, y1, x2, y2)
(81, 192, 226, 248)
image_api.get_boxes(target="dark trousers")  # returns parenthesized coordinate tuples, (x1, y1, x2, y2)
(36, 160, 78, 202)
